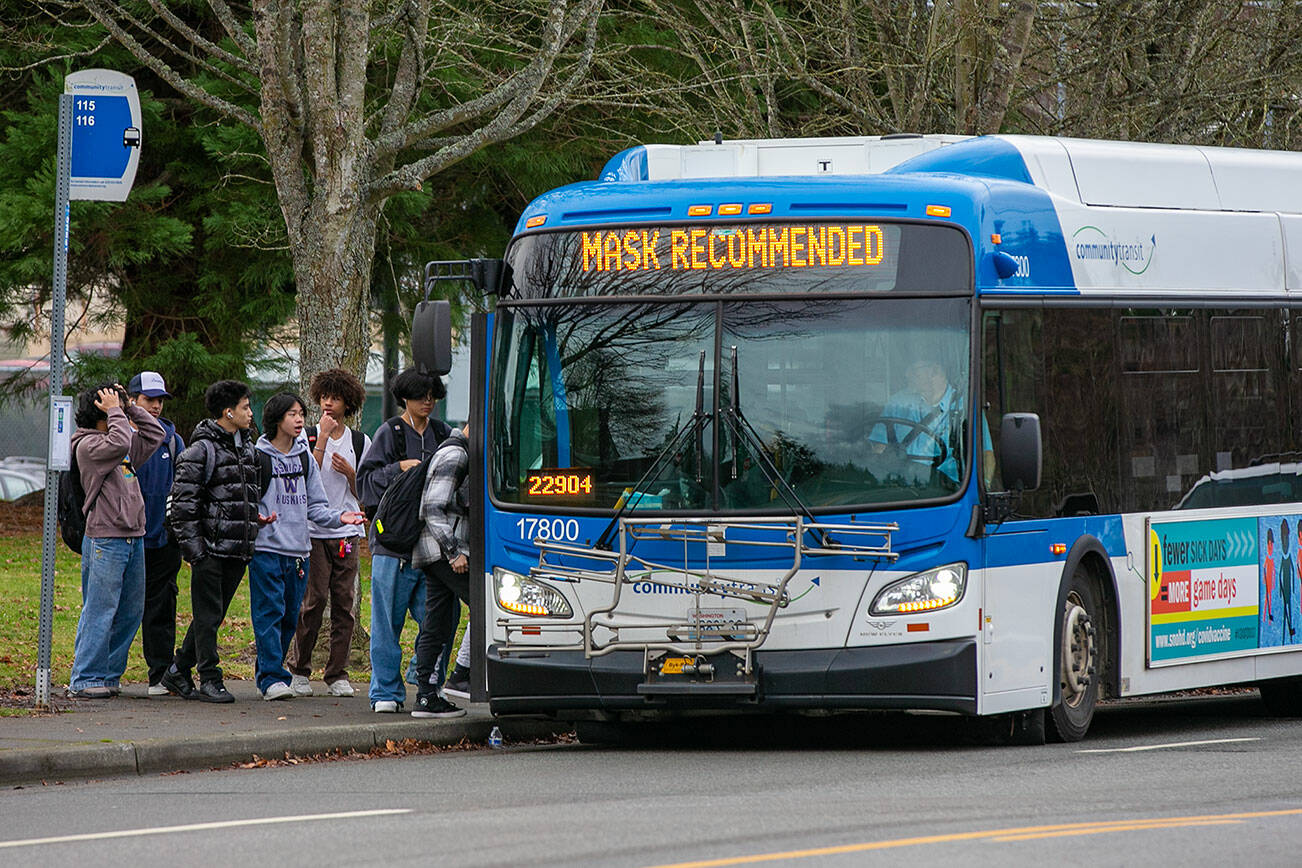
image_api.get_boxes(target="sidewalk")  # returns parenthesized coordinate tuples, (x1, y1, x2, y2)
(0, 681, 564, 786)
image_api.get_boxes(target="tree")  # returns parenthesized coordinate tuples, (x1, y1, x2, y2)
(59, 0, 601, 391)
(0, 6, 295, 433)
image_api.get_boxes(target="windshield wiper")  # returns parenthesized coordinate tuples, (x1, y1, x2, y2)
(596, 350, 710, 550)
(722, 346, 833, 548)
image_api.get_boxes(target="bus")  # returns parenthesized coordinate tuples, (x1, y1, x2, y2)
(420, 133, 1302, 744)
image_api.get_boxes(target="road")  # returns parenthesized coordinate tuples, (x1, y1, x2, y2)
(3, 694, 1302, 867)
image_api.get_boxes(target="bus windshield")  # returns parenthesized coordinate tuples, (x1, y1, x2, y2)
(492, 294, 977, 512)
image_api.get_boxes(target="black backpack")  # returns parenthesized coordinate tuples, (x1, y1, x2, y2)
(255, 450, 311, 499)
(373, 438, 459, 557)
(304, 425, 366, 468)
(57, 447, 106, 554)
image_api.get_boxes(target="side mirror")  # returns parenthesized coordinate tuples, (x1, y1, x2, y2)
(412, 299, 452, 376)
(999, 412, 1042, 491)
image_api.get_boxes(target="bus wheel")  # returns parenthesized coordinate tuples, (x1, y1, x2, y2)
(1047, 568, 1099, 742)
(1258, 676, 1302, 716)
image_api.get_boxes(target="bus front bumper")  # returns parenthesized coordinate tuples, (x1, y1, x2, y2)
(486, 638, 977, 716)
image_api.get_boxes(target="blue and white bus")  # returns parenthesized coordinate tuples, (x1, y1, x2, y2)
(425, 134, 1302, 743)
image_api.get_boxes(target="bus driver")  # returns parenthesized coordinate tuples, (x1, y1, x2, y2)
(869, 357, 994, 488)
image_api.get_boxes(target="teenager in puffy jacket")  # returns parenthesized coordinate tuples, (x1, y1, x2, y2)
(161, 380, 272, 703)
(249, 392, 363, 701)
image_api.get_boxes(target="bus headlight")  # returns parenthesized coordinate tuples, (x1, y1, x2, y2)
(494, 568, 573, 617)
(869, 563, 967, 616)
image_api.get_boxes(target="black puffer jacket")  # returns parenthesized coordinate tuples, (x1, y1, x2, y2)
(167, 419, 262, 563)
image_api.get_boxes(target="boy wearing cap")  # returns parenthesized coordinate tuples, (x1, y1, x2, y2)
(129, 371, 185, 696)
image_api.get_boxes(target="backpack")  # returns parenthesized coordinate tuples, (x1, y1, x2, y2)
(57, 446, 108, 554)
(360, 416, 447, 519)
(372, 438, 459, 557)
(305, 425, 366, 469)
(255, 450, 311, 499)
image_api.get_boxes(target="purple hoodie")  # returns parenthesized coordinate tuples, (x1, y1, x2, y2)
(70, 404, 165, 538)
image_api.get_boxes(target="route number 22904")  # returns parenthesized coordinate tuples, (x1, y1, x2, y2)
(516, 517, 580, 542)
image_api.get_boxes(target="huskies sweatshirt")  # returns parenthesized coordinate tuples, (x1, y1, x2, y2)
(253, 435, 341, 558)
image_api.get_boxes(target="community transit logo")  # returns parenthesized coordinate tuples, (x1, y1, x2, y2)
(1072, 225, 1156, 275)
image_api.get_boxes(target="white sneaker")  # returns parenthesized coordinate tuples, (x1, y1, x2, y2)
(372, 700, 400, 713)
(262, 681, 295, 701)
(147, 683, 168, 697)
(290, 674, 314, 696)
(326, 679, 355, 697)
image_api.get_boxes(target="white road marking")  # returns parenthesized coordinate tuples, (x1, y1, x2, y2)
(0, 808, 411, 850)
(1077, 737, 1260, 754)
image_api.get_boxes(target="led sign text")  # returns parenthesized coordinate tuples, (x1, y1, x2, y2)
(580, 225, 886, 273)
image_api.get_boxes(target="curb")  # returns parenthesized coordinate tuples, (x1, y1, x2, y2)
(0, 718, 566, 786)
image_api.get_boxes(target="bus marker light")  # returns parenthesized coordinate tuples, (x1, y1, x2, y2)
(525, 214, 547, 228)
(719, 203, 743, 215)
(926, 205, 951, 217)
(522, 626, 542, 636)
(688, 204, 713, 216)
(991, 233, 1002, 245)
(907, 623, 929, 632)
(1051, 543, 1067, 556)
(747, 203, 772, 214)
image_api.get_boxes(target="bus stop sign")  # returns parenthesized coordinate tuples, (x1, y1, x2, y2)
(64, 69, 141, 202)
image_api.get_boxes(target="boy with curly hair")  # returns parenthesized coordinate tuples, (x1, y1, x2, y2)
(289, 368, 372, 697)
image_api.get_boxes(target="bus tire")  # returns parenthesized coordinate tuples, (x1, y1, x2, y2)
(1258, 676, 1302, 716)
(1047, 567, 1100, 743)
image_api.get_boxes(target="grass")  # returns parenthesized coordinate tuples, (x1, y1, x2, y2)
(0, 534, 461, 691)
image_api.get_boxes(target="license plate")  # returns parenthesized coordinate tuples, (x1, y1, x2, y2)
(689, 608, 748, 640)
(659, 656, 693, 675)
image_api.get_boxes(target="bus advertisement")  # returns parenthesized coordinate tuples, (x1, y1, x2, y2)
(418, 134, 1302, 743)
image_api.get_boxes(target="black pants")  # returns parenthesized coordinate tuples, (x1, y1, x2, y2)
(414, 560, 470, 698)
(142, 541, 182, 685)
(174, 556, 247, 684)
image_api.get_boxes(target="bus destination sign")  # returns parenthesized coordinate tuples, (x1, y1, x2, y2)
(580, 224, 887, 273)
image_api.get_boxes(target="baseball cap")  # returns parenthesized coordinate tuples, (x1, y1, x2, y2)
(128, 371, 172, 398)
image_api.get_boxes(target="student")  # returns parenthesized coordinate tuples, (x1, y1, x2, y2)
(128, 371, 185, 697)
(289, 369, 372, 697)
(162, 380, 270, 703)
(357, 368, 451, 712)
(410, 423, 472, 718)
(67, 382, 165, 698)
(250, 393, 364, 700)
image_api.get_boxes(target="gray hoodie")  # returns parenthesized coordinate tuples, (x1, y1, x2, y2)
(254, 434, 340, 558)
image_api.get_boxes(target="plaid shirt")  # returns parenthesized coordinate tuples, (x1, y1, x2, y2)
(412, 429, 470, 569)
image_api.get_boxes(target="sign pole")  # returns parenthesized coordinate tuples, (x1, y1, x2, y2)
(36, 94, 74, 710)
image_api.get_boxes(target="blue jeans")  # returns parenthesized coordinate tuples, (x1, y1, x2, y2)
(368, 555, 426, 704)
(249, 552, 307, 693)
(70, 537, 145, 690)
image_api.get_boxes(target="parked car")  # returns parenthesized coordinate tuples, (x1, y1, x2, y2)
(0, 468, 42, 501)
(0, 456, 46, 470)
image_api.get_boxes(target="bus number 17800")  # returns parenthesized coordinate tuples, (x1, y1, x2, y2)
(516, 517, 581, 542)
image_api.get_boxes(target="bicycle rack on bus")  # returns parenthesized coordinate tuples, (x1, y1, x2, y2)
(497, 516, 899, 679)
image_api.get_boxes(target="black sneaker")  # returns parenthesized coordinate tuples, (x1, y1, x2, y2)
(411, 693, 465, 718)
(160, 666, 195, 699)
(442, 667, 470, 701)
(195, 680, 235, 703)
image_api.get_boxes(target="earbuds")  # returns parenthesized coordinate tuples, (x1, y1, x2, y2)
(227, 412, 233, 418)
